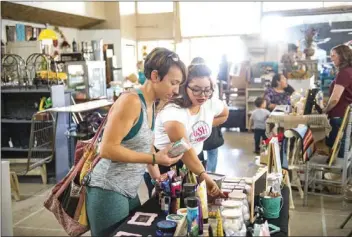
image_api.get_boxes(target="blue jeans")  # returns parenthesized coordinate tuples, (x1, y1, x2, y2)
(206, 148, 218, 173)
(326, 117, 345, 158)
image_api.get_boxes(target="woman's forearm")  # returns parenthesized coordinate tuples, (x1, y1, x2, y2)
(325, 98, 339, 113)
(147, 164, 161, 179)
(268, 103, 276, 110)
(100, 143, 153, 164)
(213, 115, 228, 126)
(182, 149, 206, 175)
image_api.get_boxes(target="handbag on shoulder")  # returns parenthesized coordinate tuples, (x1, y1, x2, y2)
(203, 126, 224, 151)
(43, 111, 109, 236)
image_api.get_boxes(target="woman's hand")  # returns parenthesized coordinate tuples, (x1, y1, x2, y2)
(207, 179, 226, 197)
(155, 144, 183, 167)
(200, 173, 225, 198)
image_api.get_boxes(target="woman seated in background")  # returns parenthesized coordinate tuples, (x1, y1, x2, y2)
(153, 63, 229, 196)
(264, 73, 292, 111)
(324, 44, 352, 158)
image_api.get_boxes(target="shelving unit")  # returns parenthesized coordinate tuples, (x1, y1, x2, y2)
(1, 85, 72, 183)
(246, 87, 265, 129)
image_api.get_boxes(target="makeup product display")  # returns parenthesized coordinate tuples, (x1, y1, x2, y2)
(156, 220, 177, 237)
(116, 165, 288, 237)
(166, 214, 184, 224)
(186, 197, 199, 237)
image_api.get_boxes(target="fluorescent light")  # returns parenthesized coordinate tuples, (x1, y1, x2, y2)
(331, 28, 352, 33)
(349, 32, 352, 34)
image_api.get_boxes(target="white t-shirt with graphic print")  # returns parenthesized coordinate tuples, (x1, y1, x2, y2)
(154, 98, 225, 155)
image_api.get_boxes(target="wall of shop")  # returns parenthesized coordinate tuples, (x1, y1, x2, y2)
(90, 2, 121, 30)
(119, 2, 138, 77)
(137, 12, 174, 40)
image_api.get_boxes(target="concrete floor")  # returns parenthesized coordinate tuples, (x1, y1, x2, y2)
(9, 131, 352, 236)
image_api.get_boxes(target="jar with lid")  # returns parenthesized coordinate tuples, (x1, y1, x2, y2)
(221, 208, 243, 235)
(221, 200, 244, 224)
(228, 192, 250, 221)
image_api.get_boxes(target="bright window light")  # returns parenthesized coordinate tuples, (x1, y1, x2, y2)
(180, 2, 261, 37)
(263, 2, 323, 12)
(137, 2, 173, 14)
(119, 2, 135, 15)
(261, 16, 286, 42)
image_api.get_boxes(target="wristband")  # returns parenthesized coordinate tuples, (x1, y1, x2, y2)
(152, 154, 156, 166)
(198, 170, 206, 178)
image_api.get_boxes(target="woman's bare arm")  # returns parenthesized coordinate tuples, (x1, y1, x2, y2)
(324, 84, 345, 113)
(100, 93, 181, 167)
(212, 106, 229, 126)
(163, 121, 217, 187)
(99, 93, 154, 163)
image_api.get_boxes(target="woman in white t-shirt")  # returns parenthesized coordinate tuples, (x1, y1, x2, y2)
(153, 63, 229, 195)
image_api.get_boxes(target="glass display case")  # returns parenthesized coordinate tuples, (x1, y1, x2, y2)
(65, 61, 106, 100)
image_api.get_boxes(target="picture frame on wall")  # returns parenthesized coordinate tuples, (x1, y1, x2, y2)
(16, 24, 25, 41)
(25, 25, 33, 41)
(6, 26, 16, 42)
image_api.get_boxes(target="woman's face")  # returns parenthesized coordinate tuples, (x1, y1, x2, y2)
(330, 50, 340, 67)
(279, 75, 288, 89)
(187, 77, 212, 106)
(154, 65, 183, 101)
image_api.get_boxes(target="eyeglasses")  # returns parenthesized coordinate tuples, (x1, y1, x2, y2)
(187, 86, 213, 97)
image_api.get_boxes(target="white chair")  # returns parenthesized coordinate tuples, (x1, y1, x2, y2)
(303, 104, 352, 206)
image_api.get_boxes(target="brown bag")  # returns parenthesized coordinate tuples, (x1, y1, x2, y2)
(43, 112, 108, 236)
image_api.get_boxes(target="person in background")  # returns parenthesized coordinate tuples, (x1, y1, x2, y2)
(137, 60, 146, 85)
(265, 73, 292, 111)
(153, 63, 229, 196)
(249, 97, 270, 154)
(218, 54, 229, 89)
(324, 44, 352, 159)
(86, 48, 186, 236)
(190, 57, 225, 173)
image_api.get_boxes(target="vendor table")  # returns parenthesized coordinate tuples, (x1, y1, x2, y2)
(111, 186, 290, 237)
(266, 113, 331, 142)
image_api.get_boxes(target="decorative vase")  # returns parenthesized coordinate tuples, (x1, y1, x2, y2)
(304, 47, 315, 60)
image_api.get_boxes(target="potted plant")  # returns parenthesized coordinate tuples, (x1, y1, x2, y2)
(302, 27, 318, 60)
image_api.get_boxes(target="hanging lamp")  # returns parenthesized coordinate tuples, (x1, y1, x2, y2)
(38, 24, 58, 41)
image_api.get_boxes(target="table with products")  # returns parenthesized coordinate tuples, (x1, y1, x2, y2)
(111, 166, 289, 237)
